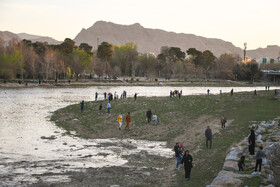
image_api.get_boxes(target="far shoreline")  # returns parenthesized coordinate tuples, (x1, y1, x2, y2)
(0, 78, 278, 89)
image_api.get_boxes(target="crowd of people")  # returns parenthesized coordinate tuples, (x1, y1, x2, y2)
(173, 117, 267, 181)
(170, 90, 182, 98)
(79, 88, 270, 182)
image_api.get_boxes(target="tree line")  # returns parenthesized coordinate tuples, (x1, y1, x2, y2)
(0, 37, 269, 81)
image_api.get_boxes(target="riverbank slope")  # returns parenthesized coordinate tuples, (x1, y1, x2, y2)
(49, 90, 280, 186)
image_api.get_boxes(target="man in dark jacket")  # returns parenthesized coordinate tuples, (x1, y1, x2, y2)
(174, 142, 182, 170)
(248, 129, 256, 155)
(80, 100, 84, 112)
(146, 108, 152, 123)
(205, 126, 212, 149)
(181, 150, 193, 180)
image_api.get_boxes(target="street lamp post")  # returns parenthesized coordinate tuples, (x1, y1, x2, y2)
(244, 43, 247, 62)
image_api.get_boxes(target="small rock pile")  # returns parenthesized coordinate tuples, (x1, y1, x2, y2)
(207, 119, 280, 187)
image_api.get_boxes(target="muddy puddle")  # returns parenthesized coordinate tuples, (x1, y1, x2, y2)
(0, 86, 276, 186)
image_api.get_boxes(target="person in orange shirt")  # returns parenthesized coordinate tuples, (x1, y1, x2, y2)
(125, 112, 131, 130)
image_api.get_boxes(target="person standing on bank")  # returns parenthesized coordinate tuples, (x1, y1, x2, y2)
(80, 100, 84, 112)
(205, 126, 212, 149)
(107, 101, 111, 114)
(174, 142, 182, 170)
(221, 115, 227, 128)
(181, 150, 193, 181)
(117, 113, 123, 130)
(125, 112, 131, 130)
(95, 92, 98, 101)
(99, 104, 102, 115)
(134, 93, 138, 102)
(252, 146, 266, 175)
(248, 129, 256, 155)
(146, 108, 152, 124)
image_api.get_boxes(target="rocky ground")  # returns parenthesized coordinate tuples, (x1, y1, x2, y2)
(207, 119, 280, 187)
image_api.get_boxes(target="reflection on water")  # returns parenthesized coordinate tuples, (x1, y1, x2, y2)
(0, 86, 276, 185)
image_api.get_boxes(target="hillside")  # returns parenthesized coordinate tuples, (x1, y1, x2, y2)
(17, 33, 62, 44)
(73, 21, 244, 57)
(1, 21, 280, 59)
(0, 31, 21, 43)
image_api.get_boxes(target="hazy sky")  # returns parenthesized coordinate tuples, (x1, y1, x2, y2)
(0, 0, 279, 50)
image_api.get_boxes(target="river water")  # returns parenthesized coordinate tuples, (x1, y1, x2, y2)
(0, 86, 277, 186)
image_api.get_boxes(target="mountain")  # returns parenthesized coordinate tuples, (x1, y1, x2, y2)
(17, 33, 62, 44)
(247, 45, 280, 59)
(0, 31, 61, 45)
(74, 21, 280, 59)
(0, 31, 21, 43)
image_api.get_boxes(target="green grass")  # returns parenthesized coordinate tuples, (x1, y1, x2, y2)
(51, 90, 280, 186)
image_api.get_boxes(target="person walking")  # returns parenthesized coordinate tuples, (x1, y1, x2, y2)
(231, 89, 234, 96)
(125, 112, 131, 130)
(117, 113, 123, 130)
(99, 104, 102, 115)
(174, 142, 182, 170)
(221, 115, 227, 128)
(205, 126, 212, 149)
(95, 92, 98, 101)
(152, 114, 159, 125)
(107, 101, 111, 114)
(134, 93, 138, 102)
(104, 92, 107, 100)
(80, 100, 84, 112)
(181, 150, 193, 180)
(252, 146, 266, 175)
(146, 108, 152, 124)
(248, 129, 256, 155)
(207, 89, 210, 95)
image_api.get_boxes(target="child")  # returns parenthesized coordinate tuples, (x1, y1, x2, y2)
(252, 146, 266, 175)
(238, 155, 245, 172)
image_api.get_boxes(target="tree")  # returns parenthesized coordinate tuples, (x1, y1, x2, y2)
(97, 42, 113, 76)
(0, 50, 24, 79)
(157, 46, 185, 78)
(79, 43, 93, 56)
(71, 48, 93, 75)
(60, 38, 75, 54)
(44, 48, 57, 81)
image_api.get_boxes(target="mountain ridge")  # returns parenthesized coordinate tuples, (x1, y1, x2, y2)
(1, 21, 280, 59)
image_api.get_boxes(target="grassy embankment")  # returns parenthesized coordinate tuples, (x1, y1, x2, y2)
(51, 90, 280, 186)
